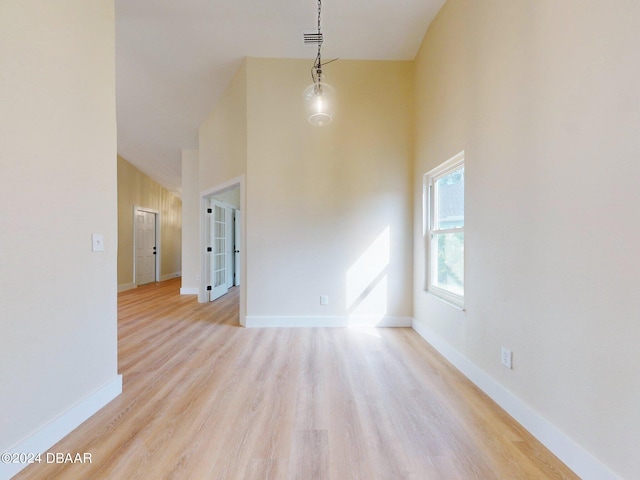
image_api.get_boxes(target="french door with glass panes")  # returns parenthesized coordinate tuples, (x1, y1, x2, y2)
(209, 199, 228, 301)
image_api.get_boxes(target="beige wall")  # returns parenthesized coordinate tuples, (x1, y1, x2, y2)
(244, 58, 414, 323)
(181, 149, 200, 293)
(199, 60, 248, 191)
(413, 1, 640, 478)
(117, 156, 182, 288)
(196, 58, 413, 324)
(0, 0, 118, 458)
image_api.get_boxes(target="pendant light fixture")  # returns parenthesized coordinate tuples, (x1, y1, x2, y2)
(303, 0, 335, 126)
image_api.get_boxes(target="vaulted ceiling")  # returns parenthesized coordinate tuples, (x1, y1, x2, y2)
(115, 0, 446, 194)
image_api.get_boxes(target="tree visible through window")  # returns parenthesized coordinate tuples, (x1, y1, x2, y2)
(425, 152, 464, 306)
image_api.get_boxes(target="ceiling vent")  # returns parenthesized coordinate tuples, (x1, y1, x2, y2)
(303, 30, 323, 45)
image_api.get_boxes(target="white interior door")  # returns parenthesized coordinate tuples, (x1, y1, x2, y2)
(209, 199, 228, 301)
(234, 209, 241, 286)
(225, 206, 234, 289)
(135, 210, 156, 286)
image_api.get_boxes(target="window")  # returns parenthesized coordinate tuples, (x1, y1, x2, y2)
(425, 152, 464, 307)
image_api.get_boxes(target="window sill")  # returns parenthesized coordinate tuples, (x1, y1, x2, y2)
(426, 287, 465, 311)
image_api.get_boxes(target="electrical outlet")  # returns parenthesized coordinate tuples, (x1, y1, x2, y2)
(320, 295, 329, 305)
(501, 347, 513, 369)
(92, 233, 104, 252)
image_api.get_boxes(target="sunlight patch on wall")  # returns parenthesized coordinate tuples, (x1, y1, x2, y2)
(346, 226, 390, 326)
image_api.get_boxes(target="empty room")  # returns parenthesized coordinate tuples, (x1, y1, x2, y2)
(1, 1, 638, 479)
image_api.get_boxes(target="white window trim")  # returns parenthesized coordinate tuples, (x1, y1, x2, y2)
(424, 151, 465, 308)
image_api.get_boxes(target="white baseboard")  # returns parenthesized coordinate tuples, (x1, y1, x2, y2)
(180, 287, 199, 295)
(411, 319, 620, 480)
(0, 375, 122, 480)
(244, 315, 413, 328)
(160, 272, 181, 282)
(117, 283, 135, 292)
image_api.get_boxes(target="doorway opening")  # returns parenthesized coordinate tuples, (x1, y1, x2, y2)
(200, 176, 245, 325)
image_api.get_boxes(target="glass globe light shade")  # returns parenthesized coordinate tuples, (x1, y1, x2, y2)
(303, 81, 335, 126)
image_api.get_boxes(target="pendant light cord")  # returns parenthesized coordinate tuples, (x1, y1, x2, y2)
(312, 0, 323, 83)
(309, 0, 337, 83)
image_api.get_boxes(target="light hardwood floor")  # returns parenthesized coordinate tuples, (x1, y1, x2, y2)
(14, 279, 578, 479)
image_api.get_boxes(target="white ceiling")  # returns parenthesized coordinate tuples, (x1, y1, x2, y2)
(115, 0, 446, 194)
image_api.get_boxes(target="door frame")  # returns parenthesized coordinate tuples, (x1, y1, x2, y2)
(199, 176, 246, 326)
(133, 206, 160, 286)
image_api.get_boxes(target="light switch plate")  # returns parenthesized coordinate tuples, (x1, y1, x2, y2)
(92, 233, 104, 252)
(501, 347, 513, 369)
